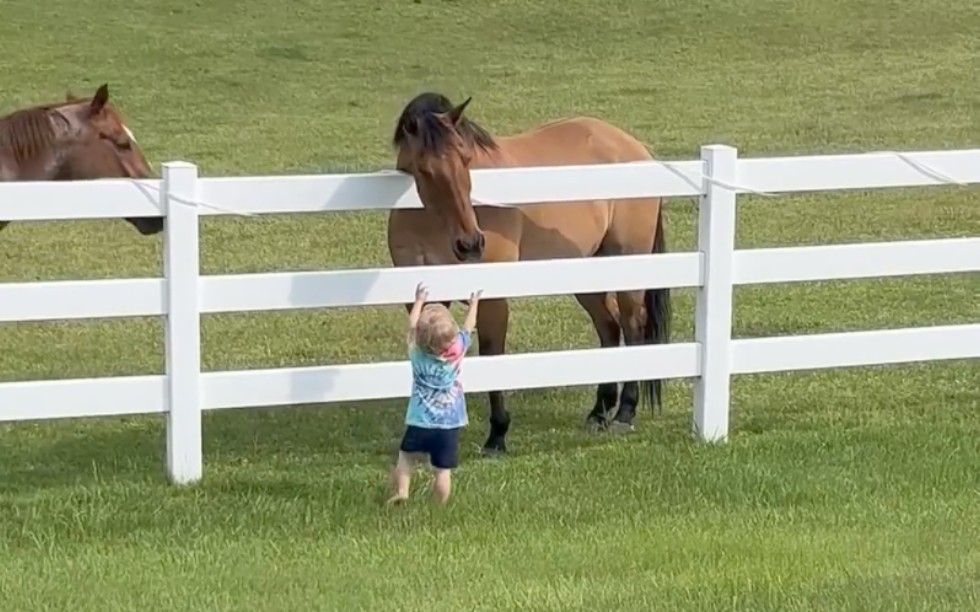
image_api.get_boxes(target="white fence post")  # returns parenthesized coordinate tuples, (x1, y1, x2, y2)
(162, 161, 203, 484)
(692, 145, 738, 442)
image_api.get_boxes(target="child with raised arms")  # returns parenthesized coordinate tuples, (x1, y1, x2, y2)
(387, 282, 482, 505)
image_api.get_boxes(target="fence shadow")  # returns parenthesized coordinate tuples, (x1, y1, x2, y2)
(0, 383, 640, 497)
(0, 414, 166, 494)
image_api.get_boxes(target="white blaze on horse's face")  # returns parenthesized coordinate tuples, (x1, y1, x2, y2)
(120, 123, 154, 173)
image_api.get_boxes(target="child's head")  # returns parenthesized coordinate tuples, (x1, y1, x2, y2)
(415, 304, 460, 355)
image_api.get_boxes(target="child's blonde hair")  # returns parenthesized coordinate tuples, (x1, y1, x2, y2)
(415, 304, 460, 355)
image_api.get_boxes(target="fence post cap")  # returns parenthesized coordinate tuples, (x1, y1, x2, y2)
(700, 144, 738, 154)
(162, 161, 198, 170)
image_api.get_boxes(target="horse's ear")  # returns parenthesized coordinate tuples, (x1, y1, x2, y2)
(448, 97, 472, 126)
(402, 116, 421, 138)
(90, 83, 109, 114)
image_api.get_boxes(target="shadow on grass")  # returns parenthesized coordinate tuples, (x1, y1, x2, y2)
(0, 385, 690, 495)
(2, 360, 975, 499)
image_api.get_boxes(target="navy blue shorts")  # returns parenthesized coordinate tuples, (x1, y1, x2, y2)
(399, 425, 461, 470)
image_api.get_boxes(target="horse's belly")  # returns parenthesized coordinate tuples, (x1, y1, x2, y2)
(517, 201, 609, 260)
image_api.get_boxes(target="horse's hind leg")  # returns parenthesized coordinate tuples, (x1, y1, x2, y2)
(609, 289, 647, 433)
(599, 198, 666, 433)
(574, 291, 623, 432)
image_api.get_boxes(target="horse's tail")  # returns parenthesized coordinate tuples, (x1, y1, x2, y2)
(642, 203, 671, 414)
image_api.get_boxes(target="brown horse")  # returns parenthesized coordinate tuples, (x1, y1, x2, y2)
(388, 92, 670, 455)
(0, 84, 163, 235)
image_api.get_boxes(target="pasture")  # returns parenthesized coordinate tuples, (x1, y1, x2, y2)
(1, 0, 979, 609)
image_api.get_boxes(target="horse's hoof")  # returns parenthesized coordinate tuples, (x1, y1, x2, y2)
(585, 416, 608, 433)
(481, 444, 507, 458)
(608, 420, 635, 435)
(480, 438, 507, 458)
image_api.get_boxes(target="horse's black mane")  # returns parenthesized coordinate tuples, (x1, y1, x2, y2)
(392, 92, 497, 154)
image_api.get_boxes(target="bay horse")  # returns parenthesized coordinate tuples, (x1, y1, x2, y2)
(388, 92, 670, 455)
(0, 83, 163, 235)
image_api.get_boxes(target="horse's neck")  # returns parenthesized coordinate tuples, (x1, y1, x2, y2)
(471, 143, 520, 170)
(0, 111, 75, 181)
(46, 109, 83, 146)
(18, 147, 69, 180)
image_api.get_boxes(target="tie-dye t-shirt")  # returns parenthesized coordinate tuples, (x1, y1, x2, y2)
(405, 330, 472, 429)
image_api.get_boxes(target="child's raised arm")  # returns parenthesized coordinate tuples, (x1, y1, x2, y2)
(462, 289, 482, 332)
(407, 282, 428, 345)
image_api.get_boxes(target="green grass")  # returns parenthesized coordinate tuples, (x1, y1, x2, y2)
(1, 0, 979, 609)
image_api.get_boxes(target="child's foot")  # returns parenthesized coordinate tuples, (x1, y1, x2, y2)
(386, 493, 409, 506)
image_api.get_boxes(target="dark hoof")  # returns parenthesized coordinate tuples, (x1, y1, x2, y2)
(609, 420, 635, 435)
(481, 445, 507, 458)
(585, 415, 608, 433)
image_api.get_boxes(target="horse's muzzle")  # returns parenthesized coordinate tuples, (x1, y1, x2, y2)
(127, 216, 165, 236)
(452, 232, 485, 262)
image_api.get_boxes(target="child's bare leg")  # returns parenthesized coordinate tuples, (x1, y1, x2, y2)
(432, 468, 452, 503)
(387, 451, 413, 504)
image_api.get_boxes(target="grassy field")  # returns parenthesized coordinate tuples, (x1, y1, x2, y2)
(1, 0, 979, 609)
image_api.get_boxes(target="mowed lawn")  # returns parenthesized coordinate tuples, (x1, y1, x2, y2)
(1, 0, 979, 609)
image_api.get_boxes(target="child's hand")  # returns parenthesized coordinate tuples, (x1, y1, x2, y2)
(414, 282, 429, 304)
(462, 289, 482, 332)
(408, 282, 429, 334)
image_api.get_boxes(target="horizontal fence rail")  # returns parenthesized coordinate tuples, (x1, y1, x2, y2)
(4, 237, 978, 324)
(5, 323, 975, 421)
(4, 148, 980, 221)
(730, 324, 980, 374)
(1, 144, 978, 484)
(0, 252, 703, 322)
(0, 343, 701, 421)
(733, 237, 980, 285)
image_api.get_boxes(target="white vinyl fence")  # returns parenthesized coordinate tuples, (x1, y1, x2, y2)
(1, 145, 978, 484)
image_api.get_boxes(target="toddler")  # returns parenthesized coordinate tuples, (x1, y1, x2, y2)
(387, 282, 481, 505)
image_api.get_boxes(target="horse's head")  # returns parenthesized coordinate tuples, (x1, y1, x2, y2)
(59, 84, 163, 235)
(393, 93, 497, 262)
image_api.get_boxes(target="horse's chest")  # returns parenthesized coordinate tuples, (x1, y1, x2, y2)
(387, 208, 522, 266)
(387, 209, 455, 266)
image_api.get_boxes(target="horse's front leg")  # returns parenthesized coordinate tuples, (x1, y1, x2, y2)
(476, 297, 511, 456)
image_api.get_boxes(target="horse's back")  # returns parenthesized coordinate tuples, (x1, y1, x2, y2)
(477, 116, 659, 261)
(497, 116, 654, 167)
